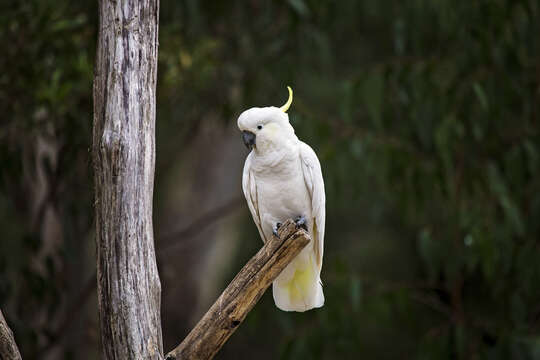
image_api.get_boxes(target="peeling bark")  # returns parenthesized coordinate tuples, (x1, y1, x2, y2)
(92, 0, 162, 359)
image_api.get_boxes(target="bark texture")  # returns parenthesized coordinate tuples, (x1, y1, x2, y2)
(0, 310, 22, 360)
(165, 219, 310, 360)
(93, 0, 162, 359)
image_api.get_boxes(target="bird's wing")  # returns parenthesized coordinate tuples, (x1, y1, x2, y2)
(299, 141, 326, 269)
(242, 152, 268, 243)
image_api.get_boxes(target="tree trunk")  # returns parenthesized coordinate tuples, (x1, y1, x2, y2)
(92, 0, 162, 359)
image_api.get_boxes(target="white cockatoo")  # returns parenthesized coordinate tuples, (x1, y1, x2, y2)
(237, 87, 325, 312)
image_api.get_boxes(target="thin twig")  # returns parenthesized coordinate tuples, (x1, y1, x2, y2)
(157, 196, 244, 255)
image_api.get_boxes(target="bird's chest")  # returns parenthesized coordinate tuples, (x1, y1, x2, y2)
(253, 157, 311, 223)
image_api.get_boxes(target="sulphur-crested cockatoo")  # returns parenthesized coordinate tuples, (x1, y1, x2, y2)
(237, 87, 325, 312)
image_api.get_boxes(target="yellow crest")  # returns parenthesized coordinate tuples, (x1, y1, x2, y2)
(280, 86, 293, 112)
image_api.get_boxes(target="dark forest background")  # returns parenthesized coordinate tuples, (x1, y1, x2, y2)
(1, 0, 540, 359)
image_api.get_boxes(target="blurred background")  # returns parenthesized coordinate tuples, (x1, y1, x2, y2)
(1, 0, 540, 359)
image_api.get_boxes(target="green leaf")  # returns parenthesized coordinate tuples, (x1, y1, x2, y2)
(500, 196, 525, 236)
(287, 0, 310, 17)
(473, 82, 489, 111)
(350, 275, 362, 311)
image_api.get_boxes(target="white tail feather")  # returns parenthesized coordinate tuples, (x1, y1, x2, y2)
(272, 249, 324, 312)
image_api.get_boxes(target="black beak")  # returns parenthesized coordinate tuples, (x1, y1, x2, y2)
(242, 130, 256, 149)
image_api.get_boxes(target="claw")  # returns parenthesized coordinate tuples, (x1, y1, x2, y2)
(295, 215, 307, 231)
(272, 222, 282, 237)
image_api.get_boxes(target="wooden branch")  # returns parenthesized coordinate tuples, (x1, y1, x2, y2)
(165, 219, 310, 360)
(0, 310, 22, 360)
(93, 0, 162, 358)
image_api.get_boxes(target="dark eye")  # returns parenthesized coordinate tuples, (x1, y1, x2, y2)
(257, 125, 263, 130)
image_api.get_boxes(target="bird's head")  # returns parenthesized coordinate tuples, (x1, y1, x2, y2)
(237, 86, 297, 153)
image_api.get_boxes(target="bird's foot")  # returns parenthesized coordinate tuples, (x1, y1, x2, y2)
(295, 215, 308, 231)
(272, 222, 282, 237)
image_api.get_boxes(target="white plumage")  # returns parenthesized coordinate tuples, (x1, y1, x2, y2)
(238, 88, 325, 312)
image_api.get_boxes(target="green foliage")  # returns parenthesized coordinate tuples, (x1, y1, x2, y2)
(0, 0, 96, 357)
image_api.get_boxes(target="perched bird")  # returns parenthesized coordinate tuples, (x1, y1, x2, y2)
(237, 87, 325, 312)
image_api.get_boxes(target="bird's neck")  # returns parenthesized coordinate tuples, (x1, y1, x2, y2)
(251, 136, 299, 171)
